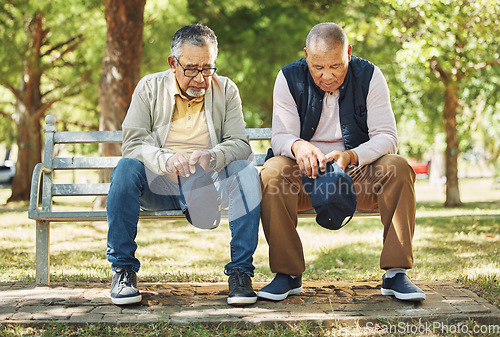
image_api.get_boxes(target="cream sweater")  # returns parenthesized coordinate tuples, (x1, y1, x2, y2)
(121, 70, 251, 175)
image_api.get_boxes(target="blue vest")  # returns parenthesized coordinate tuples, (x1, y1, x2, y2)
(281, 56, 374, 149)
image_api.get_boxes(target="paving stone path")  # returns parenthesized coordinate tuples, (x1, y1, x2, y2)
(1, 280, 499, 329)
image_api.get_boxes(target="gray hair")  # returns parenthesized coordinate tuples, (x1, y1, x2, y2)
(305, 23, 348, 53)
(170, 24, 218, 60)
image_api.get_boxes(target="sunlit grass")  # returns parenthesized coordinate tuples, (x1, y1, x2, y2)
(4, 213, 496, 288)
(0, 321, 358, 337)
(0, 318, 498, 337)
(0, 178, 499, 305)
(0, 178, 499, 336)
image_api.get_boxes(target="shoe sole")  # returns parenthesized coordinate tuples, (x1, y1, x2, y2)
(111, 294, 142, 305)
(227, 295, 257, 305)
(257, 286, 302, 301)
(381, 288, 426, 301)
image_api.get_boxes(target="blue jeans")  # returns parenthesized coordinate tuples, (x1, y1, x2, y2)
(106, 158, 261, 276)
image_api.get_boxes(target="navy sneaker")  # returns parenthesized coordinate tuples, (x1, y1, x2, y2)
(381, 273, 426, 301)
(227, 270, 257, 306)
(110, 267, 142, 305)
(257, 273, 302, 301)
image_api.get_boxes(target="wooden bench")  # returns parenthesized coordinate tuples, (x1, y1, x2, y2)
(29, 114, 378, 285)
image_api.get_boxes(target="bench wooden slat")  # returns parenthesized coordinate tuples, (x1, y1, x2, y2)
(54, 130, 122, 144)
(53, 157, 121, 169)
(53, 183, 110, 196)
(254, 154, 266, 166)
(246, 128, 272, 140)
(53, 155, 266, 169)
(30, 209, 187, 222)
(30, 208, 375, 222)
(52, 129, 271, 144)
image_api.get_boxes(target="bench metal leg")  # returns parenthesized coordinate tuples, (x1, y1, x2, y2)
(36, 220, 50, 285)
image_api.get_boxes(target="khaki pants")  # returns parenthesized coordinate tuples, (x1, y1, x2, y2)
(260, 154, 416, 276)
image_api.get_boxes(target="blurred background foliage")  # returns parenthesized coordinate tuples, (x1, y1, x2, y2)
(0, 0, 498, 169)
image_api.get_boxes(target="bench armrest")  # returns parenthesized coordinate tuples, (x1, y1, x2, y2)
(28, 163, 51, 219)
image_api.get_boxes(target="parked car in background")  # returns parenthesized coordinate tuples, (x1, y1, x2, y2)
(0, 160, 16, 185)
(409, 159, 430, 176)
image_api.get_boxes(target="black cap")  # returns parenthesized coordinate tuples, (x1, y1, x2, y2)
(301, 161, 357, 230)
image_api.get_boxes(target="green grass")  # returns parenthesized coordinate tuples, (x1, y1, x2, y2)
(0, 178, 499, 336)
(0, 319, 498, 336)
(0, 322, 343, 337)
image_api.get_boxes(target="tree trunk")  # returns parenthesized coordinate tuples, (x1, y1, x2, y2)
(95, 0, 145, 209)
(443, 82, 463, 207)
(7, 14, 44, 203)
(8, 108, 43, 202)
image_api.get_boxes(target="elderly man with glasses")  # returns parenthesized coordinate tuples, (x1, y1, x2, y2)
(106, 24, 261, 306)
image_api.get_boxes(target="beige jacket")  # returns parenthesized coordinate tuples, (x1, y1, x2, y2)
(122, 70, 251, 175)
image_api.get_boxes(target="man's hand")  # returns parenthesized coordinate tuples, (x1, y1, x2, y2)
(325, 150, 350, 171)
(189, 150, 211, 173)
(166, 151, 191, 177)
(292, 140, 327, 179)
(166, 150, 212, 177)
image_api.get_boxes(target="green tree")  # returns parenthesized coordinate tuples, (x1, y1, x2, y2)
(379, 0, 500, 206)
(93, 0, 145, 209)
(142, 0, 194, 75)
(458, 64, 500, 179)
(0, 0, 104, 202)
(187, 0, 318, 127)
(99, 0, 146, 154)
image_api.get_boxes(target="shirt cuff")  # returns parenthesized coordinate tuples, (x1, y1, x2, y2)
(159, 152, 173, 174)
(272, 136, 301, 159)
(352, 147, 373, 166)
(212, 148, 225, 171)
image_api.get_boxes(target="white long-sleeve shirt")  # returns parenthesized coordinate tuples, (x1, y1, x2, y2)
(270, 66, 398, 166)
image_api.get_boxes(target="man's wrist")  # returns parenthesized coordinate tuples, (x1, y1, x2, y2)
(291, 139, 302, 157)
(346, 150, 358, 166)
(165, 155, 174, 172)
(207, 149, 216, 169)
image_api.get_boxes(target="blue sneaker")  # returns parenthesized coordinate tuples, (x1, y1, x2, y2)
(381, 273, 426, 301)
(257, 273, 302, 301)
(110, 267, 142, 305)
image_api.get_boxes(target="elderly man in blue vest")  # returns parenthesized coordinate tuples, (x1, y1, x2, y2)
(258, 22, 425, 302)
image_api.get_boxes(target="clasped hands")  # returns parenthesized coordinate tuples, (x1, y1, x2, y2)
(166, 150, 211, 177)
(292, 140, 352, 179)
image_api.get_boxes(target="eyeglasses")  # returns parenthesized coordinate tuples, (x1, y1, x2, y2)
(174, 57, 217, 77)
